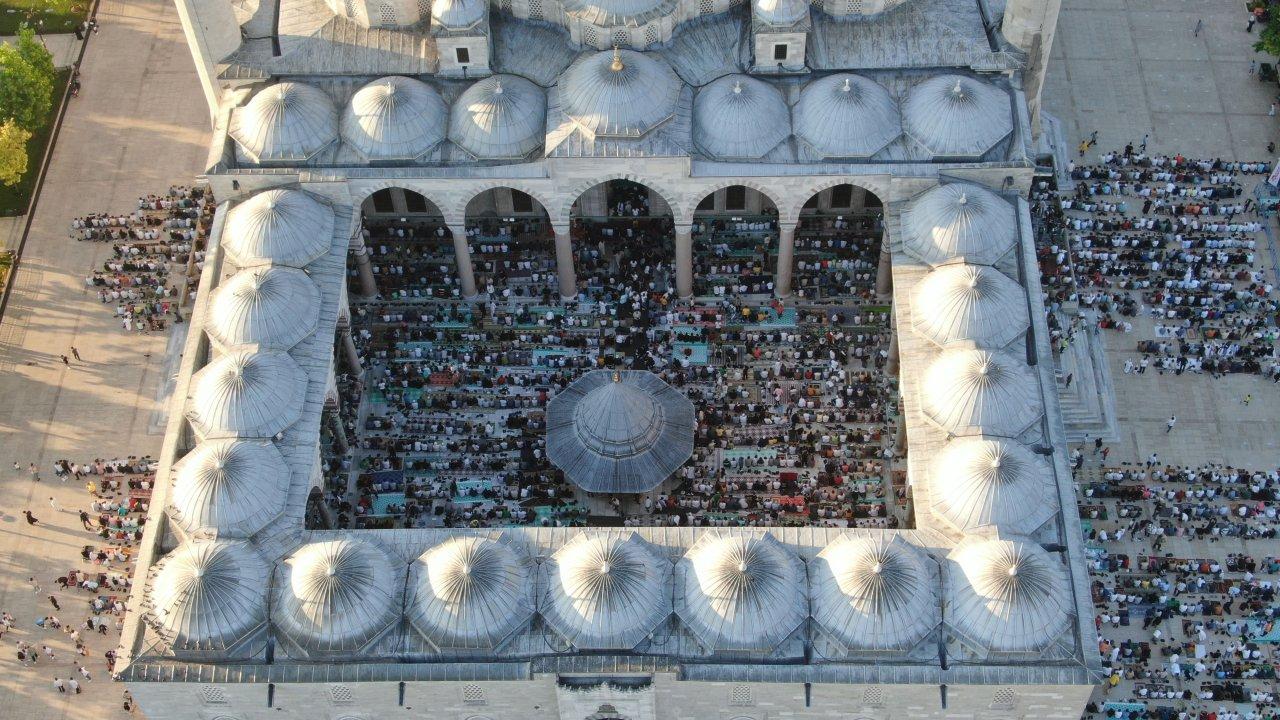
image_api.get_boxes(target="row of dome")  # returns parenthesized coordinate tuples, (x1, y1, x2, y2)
(229, 55, 1012, 163)
(146, 531, 1071, 659)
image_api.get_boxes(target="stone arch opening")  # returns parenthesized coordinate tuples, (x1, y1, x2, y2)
(690, 185, 780, 298)
(569, 179, 676, 299)
(463, 187, 559, 301)
(790, 183, 886, 302)
(354, 186, 475, 300)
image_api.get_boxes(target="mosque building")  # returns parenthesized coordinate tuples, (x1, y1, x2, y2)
(115, 0, 1098, 716)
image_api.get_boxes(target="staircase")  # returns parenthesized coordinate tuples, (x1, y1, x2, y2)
(1052, 311, 1119, 444)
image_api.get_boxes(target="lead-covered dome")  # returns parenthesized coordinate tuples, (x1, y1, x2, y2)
(560, 49, 681, 138)
(273, 540, 401, 655)
(224, 189, 335, 268)
(168, 439, 291, 539)
(900, 183, 1017, 266)
(449, 75, 547, 160)
(809, 534, 938, 652)
(188, 350, 308, 439)
(341, 76, 447, 160)
(920, 347, 1043, 438)
(694, 75, 790, 160)
(409, 536, 535, 652)
(795, 74, 900, 159)
(562, 0, 676, 26)
(903, 74, 1012, 159)
(911, 264, 1028, 348)
(754, 0, 808, 24)
(206, 266, 321, 351)
(431, 0, 484, 27)
(947, 537, 1071, 652)
(678, 533, 806, 653)
(541, 532, 672, 650)
(146, 541, 270, 656)
(229, 82, 338, 163)
(930, 437, 1058, 535)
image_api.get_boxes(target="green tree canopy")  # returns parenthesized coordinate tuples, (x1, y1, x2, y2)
(1255, 21, 1280, 59)
(0, 27, 55, 133)
(0, 118, 32, 187)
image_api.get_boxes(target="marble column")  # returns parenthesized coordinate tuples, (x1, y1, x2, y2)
(774, 222, 797, 299)
(552, 223, 578, 302)
(341, 326, 362, 375)
(875, 237, 892, 297)
(351, 241, 377, 297)
(886, 326, 899, 376)
(895, 410, 907, 453)
(448, 224, 479, 300)
(327, 410, 349, 454)
(675, 223, 693, 299)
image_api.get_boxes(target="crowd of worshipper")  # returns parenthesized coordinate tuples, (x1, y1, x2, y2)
(75, 186, 214, 333)
(1075, 452, 1280, 720)
(320, 198, 899, 530)
(1031, 154, 1280, 380)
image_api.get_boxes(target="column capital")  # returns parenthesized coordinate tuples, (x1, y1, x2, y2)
(673, 222, 693, 235)
(551, 221, 572, 235)
(778, 220, 798, 232)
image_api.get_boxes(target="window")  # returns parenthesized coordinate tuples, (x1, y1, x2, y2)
(697, 194, 715, 211)
(613, 29, 630, 47)
(729, 685, 754, 707)
(862, 687, 884, 707)
(416, 0, 431, 18)
(462, 684, 486, 706)
(644, 24, 659, 46)
(404, 190, 429, 214)
(583, 27, 599, 46)
(328, 685, 355, 705)
(511, 190, 534, 213)
(699, 0, 713, 13)
(725, 186, 747, 211)
(991, 687, 1017, 709)
(376, 2, 397, 24)
(528, 0, 543, 20)
(845, 0, 862, 11)
(455, 46, 471, 64)
(830, 184, 854, 208)
(199, 686, 229, 705)
(773, 43, 788, 60)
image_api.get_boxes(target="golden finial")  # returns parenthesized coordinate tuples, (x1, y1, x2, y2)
(610, 45, 624, 72)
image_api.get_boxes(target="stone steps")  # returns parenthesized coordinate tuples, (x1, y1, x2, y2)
(1051, 311, 1119, 444)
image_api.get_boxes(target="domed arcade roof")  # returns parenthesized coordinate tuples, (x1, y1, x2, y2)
(911, 264, 1028, 348)
(693, 75, 791, 160)
(947, 537, 1071, 652)
(899, 183, 1017, 267)
(223, 189, 335, 269)
(903, 74, 1013, 159)
(809, 533, 938, 652)
(561, 0, 677, 26)
(229, 82, 338, 163)
(450, 75, 547, 160)
(795, 74, 900, 159)
(408, 535, 535, 652)
(206, 266, 321, 351)
(546, 370, 695, 494)
(168, 439, 291, 539)
(931, 437, 1058, 534)
(431, 0, 485, 28)
(541, 532, 672, 650)
(920, 347, 1043, 438)
(146, 541, 270, 655)
(273, 539, 402, 655)
(187, 350, 308, 440)
(559, 49, 681, 138)
(754, 0, 808, 24)
(678, 533, 806, 653)
(341, 76, 448, 161)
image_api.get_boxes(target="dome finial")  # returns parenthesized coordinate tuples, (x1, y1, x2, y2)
(956, 192, 968, 206)
(612, 371, 621, 383)
(841, 77, 851, 93)
(610, 46, 624, 73)
(951, 79, 965, 98)
(732, 80, 743, 95)
(492, 80, 503, 95)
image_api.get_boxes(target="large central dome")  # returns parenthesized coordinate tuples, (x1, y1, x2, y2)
(560, 49, 681, 138)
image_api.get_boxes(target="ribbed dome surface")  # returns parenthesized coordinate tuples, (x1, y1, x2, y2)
(754, 0, 807, 24)
(694, 75, 791, 160)
(341, 76, 447, 160)
(432, 0, 484, 27)
(449, 75, 547, 160)
(911, 264, 1028, 349)
(562, 0, 674, 25)
(931, 437, 1058, 535)
(900, 183, 1017, 266)
(947, 537, 1071, 652)
(147, 541, 269, 654)
(809, 534, 937, 651)
(188, 350, 308, 439)
(795, 74, 901, 159)
(224, 189, 335, 269)
(274, 540, 401, 654)
(679, 533, 806, 652)
(229, 82, 338, 162)
(903, 74, 1012, 158)
(542, 532, 672, 650)
(409, 536, 534, 651)
(560, 49, 681, 138)
(169, 439, 291, 539)
(575, 381, 663, 457)
(920, 348, 1043, 438)
(206, 266, 321, 351)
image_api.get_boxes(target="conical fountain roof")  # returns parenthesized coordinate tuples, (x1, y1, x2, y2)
(795, 74, 901, 159)
(187, 350, 307, 439)
(450, 75, 547, 160)
(206, 266, 321, 350)
(273, 539, 401, 655)
(903, 74, 1012, 158)
(223, 189, 335, 269)
(694, 75, 791, 160)
(147, 541, 269, 654)
(920, 347, 1043, 438)
(168, 439, 291, 539)
(341, 76, 447, 160)
(947, 537, 1071, 652)
(408, 536, 535, 651)
(911, 264, 1028, 348)
(899, 183, 1017, 267)
(229, 82, 338, 162)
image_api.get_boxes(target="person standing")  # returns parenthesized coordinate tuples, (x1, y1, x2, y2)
(47, 595, 59, 610)
(23, 510, 38, 525)
(1193, 18, 1203, 36)
(53, 678, 65, 693)
(67, 678, 80, 695)
(59, 355, 69, 367)
(77, 510, 93, 530)
(48, 496, 60, 512)
(70, 347, 81, 361)
(1166, 416, 1177, 433)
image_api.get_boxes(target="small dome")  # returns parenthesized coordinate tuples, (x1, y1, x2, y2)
(900, 183, 1017, 266)
(432, 0, 484, 27)
(911, 264, 1028, 348)
(930, 437, 1058, 534)
(575, 380, 663, 456)
(223, 189, 335, 268)
(274, 540, 401, 655)
(809, 534, 937, 651)
(169, 439, 291, 539)
(188, 350, 308, 439)
(903, 74, 1012, 158)
(147, 541, 269, 655)
(542, 532, 672, 650)
(679, 533, 806, 652)
(920, 348, 1043, 438)
(409, 536, 535, 651)
(229, 82, 338, 162)
(947, 537, 1071, 652)
(560, 49, 681, 138)
(754, 0, 807, 24)
(562, 0, 674, 25)
(449, 75, 547, 160)
(694, 75, 791, 160)
(341, 77, 447, 160)
(206, 266, 321, 351)
(795, 74, 901, 159)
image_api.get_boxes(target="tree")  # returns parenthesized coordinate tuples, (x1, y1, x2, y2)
(1255, 21, 1280, 60)
(0, 119, 31, 187)
(0, 27, 55, 133)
